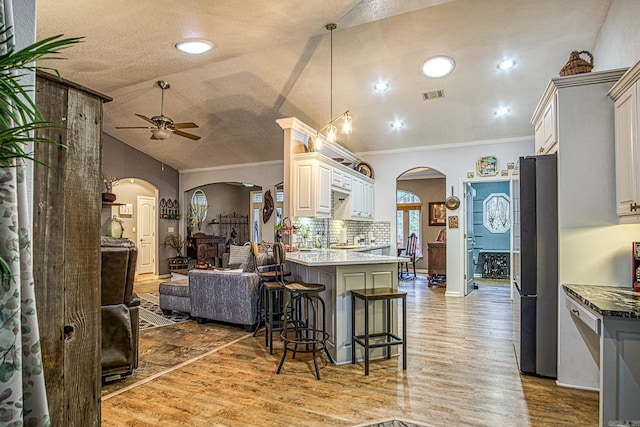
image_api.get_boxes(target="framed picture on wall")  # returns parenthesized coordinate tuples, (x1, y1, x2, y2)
(428, 202, 446, 226)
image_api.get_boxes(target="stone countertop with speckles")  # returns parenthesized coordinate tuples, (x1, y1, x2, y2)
(563, 284, 640, 318)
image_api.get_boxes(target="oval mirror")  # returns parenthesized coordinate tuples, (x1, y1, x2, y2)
(190, 189, 208, 230)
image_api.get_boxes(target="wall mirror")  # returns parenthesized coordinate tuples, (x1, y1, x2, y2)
(190, 189, 208, 230)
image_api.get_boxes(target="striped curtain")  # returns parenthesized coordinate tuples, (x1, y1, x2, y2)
(0, 1, 51, 426)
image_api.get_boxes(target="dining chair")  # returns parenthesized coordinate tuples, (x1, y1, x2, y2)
(399, 233, 419, 278)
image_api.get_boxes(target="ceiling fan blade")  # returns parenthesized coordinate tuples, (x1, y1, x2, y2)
(172, 122, 199, 129)
(115, 126, 154, 129)
(174, 129, 201, 140)
(135, 114, 158, 125)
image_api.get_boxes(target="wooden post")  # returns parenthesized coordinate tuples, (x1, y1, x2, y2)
(33, 72, 111, 426)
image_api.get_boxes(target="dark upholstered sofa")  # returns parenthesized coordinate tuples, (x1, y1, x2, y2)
(100, 237, 139, 379)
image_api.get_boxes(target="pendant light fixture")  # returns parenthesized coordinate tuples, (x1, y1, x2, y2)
(315, 23, 352, 150)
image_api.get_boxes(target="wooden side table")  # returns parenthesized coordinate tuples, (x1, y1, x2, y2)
(187, 235, 226, 266)
(427, 242, 446, 285)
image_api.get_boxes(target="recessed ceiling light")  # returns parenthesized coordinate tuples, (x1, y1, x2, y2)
(497, 58, 516, 70)
(176, 40, 213, 54)
(421, 56, 455, 78)
(494, 107, 510, 117)
(390, 120, 404, 129)
(374, 81, 389, 91)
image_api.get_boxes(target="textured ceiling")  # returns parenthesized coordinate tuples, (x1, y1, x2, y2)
(35, 0, 612, 171)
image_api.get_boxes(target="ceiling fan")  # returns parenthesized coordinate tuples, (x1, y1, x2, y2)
(115, 80, 201, 141)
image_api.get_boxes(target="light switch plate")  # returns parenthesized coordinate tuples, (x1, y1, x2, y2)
(168, 226, 174, 233)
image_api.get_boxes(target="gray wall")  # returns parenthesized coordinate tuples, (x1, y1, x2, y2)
(185, 183, 257, 242)
(102, 133, 180, 275)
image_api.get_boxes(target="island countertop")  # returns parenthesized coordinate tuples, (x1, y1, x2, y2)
(286, 249, 403, 266)
(563, 284, 640, 318)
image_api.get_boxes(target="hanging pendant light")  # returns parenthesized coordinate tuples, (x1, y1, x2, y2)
(315, 23, 352, 149)
(341, 112, 352, 134)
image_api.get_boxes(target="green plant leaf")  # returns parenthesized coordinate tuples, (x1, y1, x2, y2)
(0, 25, 82, 167)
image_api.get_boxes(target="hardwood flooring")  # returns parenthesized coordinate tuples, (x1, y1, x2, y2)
(101, 275, 598, 426)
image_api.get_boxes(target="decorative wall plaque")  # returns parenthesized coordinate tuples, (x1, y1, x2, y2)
(476, 155, 498, 176)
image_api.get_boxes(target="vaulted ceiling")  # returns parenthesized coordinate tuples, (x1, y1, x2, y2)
(36, 0, 612, 171)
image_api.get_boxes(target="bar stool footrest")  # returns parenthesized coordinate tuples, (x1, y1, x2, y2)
(353, 332, 404, 349)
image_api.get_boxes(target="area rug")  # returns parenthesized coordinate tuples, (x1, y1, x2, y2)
(138, 292, 191, 330)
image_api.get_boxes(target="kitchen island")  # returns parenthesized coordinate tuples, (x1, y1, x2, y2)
(563, 284, 640, 427)
(286, 249, 403, 364)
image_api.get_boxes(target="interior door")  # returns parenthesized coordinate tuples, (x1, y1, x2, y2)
(465, 183, 476, 295)
(137, 195, 156, 275)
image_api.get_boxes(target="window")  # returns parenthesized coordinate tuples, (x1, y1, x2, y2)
(250, 191, 262, 242)
(483, 192, 510, 233)
(397, 190, 422, 255)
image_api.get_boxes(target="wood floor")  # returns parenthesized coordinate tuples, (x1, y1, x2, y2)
(101, 275, 598, 426)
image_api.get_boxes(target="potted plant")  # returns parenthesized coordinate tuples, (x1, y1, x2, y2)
(162, 234, 188, 270)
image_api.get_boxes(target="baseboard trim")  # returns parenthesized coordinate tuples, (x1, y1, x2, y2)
(555, 380, 599, 392)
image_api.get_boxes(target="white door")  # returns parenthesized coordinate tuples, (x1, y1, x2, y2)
(137, 196, 156, 274)
(465, 183, 476, 295)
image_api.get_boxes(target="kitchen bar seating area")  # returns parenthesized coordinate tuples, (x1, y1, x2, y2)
(101, 276, 598, 426)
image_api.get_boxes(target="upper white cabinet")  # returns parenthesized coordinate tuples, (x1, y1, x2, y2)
(334, 173, 375, 221)
(293, 155, 332, 218)
(293, 152, 374, 220)
(609, 61, 640, 218)
(532, 92, 558, 155)
(331, 168, 352, 193)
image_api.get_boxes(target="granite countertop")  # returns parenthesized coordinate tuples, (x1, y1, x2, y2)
(286, 249, 403, 267)
(563, 284, 640, 318)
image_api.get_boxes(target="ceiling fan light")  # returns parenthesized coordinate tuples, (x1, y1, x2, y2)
(176, 40, 213, 55)
(341, 114, 352, 134)
(151, 128, 172, 140)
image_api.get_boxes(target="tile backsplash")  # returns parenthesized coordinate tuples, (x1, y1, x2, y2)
(291, 217, 390, 248)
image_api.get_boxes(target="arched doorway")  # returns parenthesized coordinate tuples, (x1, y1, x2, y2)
(103, 178, 158, 277)
(396, 167, 446, 280)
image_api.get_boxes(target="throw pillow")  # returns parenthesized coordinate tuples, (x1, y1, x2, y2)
(228, 244, 251, 266)
(257, 241, 273, 254)
(243, 253, 257, 273)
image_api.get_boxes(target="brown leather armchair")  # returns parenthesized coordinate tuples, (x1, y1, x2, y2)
(100, 236, 139, 379)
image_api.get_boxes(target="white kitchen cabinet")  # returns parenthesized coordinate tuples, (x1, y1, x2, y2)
(351, 176, 364, 218)
(363, 180, 374, 219)
(532, 92, 558, 155)
(332, 167, 352, 193)
(293, 156, 332, 218)
(609, 61, 640, 219)
(334, 173, 375, 221)
(293, 151, 374, 220)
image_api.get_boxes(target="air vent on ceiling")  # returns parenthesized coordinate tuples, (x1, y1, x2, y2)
(422, 90, 445, 100)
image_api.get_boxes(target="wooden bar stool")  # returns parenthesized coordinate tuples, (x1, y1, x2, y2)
(351, 287, 407, 375)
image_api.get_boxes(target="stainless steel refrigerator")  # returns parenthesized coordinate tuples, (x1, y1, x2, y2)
(513, 153, 558, 378)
